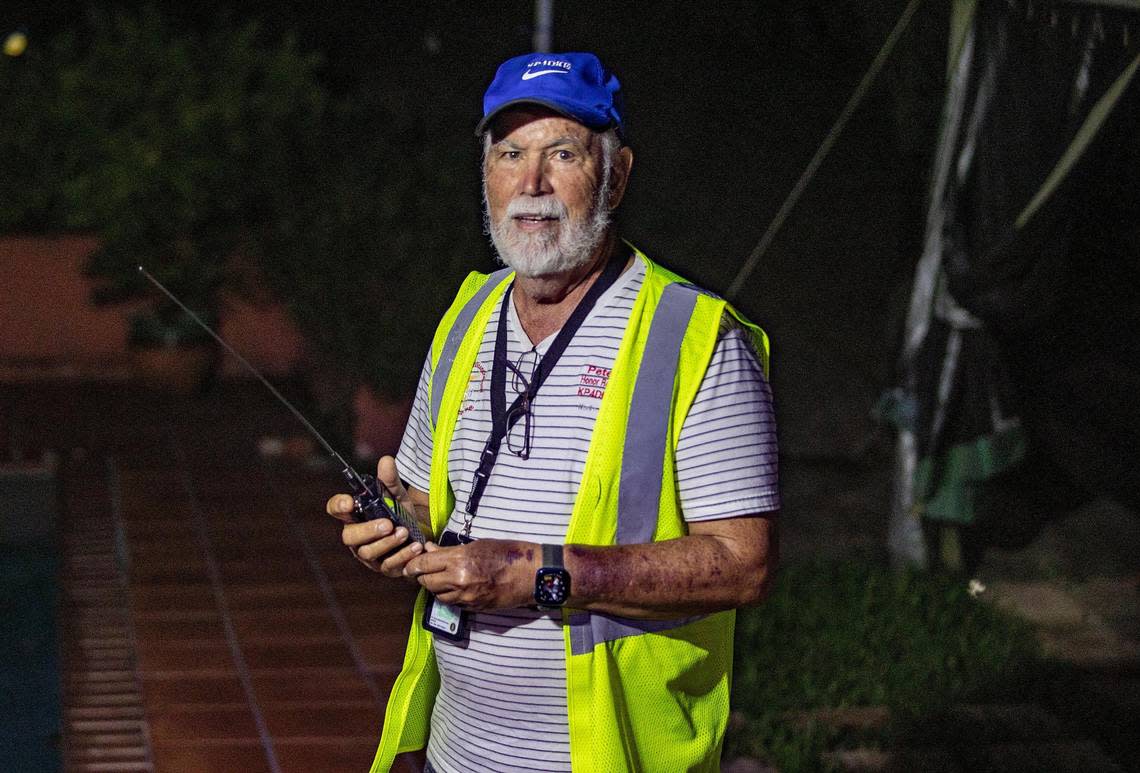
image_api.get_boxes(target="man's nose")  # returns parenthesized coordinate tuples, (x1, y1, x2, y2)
(519, 157, 553, 197)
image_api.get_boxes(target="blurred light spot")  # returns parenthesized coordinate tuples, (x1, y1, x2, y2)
(967, 578, 986, 598)
(424, 32, 441, 54)
(4, 31, 28, 57)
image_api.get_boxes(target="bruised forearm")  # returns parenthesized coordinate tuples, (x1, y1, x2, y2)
(563, 515, 777, 619)
(404, 515, 776, 616)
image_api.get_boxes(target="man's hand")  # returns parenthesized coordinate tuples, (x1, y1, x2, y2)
(405, 539, 539, 611)
(326, 456, 428, 579)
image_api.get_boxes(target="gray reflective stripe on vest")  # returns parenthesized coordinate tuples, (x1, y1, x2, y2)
(430, 268, 513, 428)
(569, 282, 707, 656)
(569, 610, 706, 656)
(617, 283, 701, 544)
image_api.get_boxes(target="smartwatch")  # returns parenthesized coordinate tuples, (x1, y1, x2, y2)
(534, 543, 571, 608)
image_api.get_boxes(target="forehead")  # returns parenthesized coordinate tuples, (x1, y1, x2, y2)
(487, 107, 596, 147)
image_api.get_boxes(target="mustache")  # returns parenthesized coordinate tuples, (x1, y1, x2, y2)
(505, 196, 567, 220)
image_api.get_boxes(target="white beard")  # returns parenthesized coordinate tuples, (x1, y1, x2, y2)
(485, 178, 613, 278)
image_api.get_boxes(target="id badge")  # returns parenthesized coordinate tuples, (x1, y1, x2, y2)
(421, 529, 472, 641)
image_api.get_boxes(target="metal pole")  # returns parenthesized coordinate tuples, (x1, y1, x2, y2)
(534, 0, 554, 52)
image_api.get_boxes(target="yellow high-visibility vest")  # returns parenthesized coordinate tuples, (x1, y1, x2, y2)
(372, 247, 769, 772)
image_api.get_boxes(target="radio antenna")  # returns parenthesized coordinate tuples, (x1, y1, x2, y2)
(137, 265, 424, 540)
(136, 266, 357, 476)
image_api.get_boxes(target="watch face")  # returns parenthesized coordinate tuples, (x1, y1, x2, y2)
(535, 568, 570, 606)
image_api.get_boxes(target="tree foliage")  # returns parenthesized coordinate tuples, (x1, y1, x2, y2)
(2, 8, 326, 330)
(0, 5, 486, 396)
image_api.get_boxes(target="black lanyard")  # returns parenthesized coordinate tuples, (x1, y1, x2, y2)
(461, 249, 627, 532)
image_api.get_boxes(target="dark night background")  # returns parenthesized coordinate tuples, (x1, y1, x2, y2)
(1, 0, 949, 461)
(4, 4, 1140, 771)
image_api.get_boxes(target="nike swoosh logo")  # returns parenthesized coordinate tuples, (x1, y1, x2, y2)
(521, 69, 568, 80)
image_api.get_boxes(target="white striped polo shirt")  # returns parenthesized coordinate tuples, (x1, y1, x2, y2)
(396, 257, 779, 772)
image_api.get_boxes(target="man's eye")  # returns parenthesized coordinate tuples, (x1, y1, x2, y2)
(555, 150, 576, 161)
(502, 150, 521, 160)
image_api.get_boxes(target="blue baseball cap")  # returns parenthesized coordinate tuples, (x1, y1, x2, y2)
(476, 52, 625, 138)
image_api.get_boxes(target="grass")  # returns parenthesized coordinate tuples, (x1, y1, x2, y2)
(727, 559, 1043, 771)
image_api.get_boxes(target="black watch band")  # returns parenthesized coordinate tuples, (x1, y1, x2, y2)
(543, 543, 563, 569)
(534, 543, 571, 608)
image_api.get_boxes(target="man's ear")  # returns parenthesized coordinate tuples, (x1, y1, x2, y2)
(608, 146, 634, 209)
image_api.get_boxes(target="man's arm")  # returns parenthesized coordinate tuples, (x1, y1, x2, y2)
(403, 512, 777, 619)
(566, 513, 777, 616)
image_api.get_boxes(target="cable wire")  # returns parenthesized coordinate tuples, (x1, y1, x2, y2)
(727, 0, 925, 301)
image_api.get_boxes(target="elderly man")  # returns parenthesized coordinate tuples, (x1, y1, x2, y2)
(328, 51, 779, 773)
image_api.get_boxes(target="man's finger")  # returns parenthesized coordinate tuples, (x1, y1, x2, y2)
(342, 517, 397, 548)
(378, 540, 424, 576)
(326, 493, 357, 521)
(417, 572, 458, 599)
(404, 545, 452, 578)
(377, 456, 408, 499)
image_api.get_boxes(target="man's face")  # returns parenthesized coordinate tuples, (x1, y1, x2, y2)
(483, 108, 623, 278)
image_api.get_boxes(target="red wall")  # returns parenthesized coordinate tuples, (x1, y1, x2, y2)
(0, 235, 305, 379)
